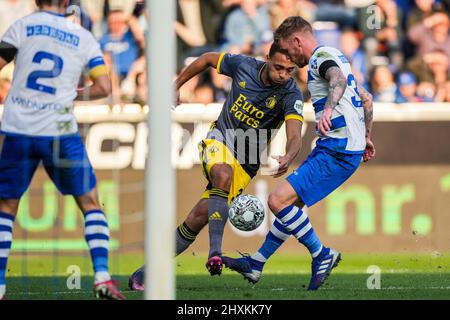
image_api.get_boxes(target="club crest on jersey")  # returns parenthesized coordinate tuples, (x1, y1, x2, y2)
(294, 100, 304, 114)
(208, 146, 219, 154)
(265, 96, 277, 109)
(316, 52, 332, 59)
(239, 81, 246, 88)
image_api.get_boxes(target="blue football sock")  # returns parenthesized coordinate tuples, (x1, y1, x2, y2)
(277, 205, 326, 258)
(251, 219, 290, 269)
(0, 212, 15, 297)
(84, 209, 111, 284)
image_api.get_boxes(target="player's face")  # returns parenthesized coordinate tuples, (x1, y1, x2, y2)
(267, 52, 296, 86)
(277, 36, 308, 68)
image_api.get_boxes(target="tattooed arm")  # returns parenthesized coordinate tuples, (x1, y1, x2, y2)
(358, 84, 376, 162)
(358, 84, 374, 139)
(317, 66, 347, 135)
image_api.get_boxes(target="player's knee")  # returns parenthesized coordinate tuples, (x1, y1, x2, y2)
(186, 214, 207, 233)
(0, 199, 20, 216)
(74, 190, 101, 212)
(268, 192, 285, 214)
(210, 166, 232, 191)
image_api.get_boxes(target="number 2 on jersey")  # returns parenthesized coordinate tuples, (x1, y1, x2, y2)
(26, 51, 64, 95)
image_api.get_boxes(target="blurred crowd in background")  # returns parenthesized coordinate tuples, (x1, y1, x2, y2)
(0, 0, 449, 106)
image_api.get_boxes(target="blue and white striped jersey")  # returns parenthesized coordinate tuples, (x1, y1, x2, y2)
(1, 11, 106, 137)
(308, 46, 366, 154)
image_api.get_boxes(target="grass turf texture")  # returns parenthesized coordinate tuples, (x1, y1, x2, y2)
(4, 252, 450, 300)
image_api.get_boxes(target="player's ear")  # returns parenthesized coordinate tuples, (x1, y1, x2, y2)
(293, 35, 302, 48)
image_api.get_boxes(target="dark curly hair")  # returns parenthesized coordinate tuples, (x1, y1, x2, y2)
(35, 0, 67, 7)
(268, 41, 291, 59)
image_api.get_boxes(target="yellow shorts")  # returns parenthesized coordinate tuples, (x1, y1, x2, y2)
(198, 139, 252, 204)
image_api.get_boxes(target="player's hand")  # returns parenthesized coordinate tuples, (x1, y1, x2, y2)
(317, 107, 333, 136)
(363, 138, 376, 162)
(271, 155, 292, 178)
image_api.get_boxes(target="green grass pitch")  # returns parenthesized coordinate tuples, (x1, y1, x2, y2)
(5, 252, 450, 300)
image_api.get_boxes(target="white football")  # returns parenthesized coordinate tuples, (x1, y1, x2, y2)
(229, 195, 265, 231)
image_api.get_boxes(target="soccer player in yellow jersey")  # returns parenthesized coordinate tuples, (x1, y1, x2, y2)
(129, 42, 305, 290)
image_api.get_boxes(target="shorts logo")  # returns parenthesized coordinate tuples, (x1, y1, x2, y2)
(265, 96, 277, 109)
(209, 211, 222, 221)
(294, 100, 304, 114)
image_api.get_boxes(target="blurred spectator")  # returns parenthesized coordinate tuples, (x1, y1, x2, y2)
(371, 64, 397, 102)
(358, 0, 404, 71)
(407, 0, 435, 30)
(0, 0, 36, 37)
(395, 72, 420, 103)
(0, 0, 36, 81)
(222, 0, 273, 55)
(120, 56, 146, 103)
(269, 0, 313, 30)
(0, 78, 11, 104)
(80, 0, 107, 37)
(435, 81, 450, 102)
(105, 0, 137, 18)
(67, 0, 93, 31)
(340, 28, 368, 86)
(408, 11, 450, 58)
(416, 81, 437, 102)
(210, 68, 230, 103)
(101, 52, 120, 105)
(100, 10, 140, 80)
(194, 83, 215, 105)
(407, 50, 449, 86)
(176, 0, 226, 70)
(313, 0, 357, 28)
(127, 0, 146, 50)
(135, 70, 148, 105)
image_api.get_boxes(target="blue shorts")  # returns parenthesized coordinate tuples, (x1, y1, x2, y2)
(0, 133, 96, 198)
(286, 146, 362, 207)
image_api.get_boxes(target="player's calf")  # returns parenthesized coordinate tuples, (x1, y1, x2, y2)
(206, 165, 232, 275)
(0, 211, 16, 300)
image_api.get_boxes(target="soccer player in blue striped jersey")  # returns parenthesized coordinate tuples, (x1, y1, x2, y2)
(0, 0, 124, 300)
(222, 16, 376, 290)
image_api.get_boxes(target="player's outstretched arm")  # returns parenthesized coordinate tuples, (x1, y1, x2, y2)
(272, 119, 303, 178)
(76, 74, 111, 101)
(358, 84, 376, 162)
(318, 66, 347, 135)
(175, 52, 222, 91)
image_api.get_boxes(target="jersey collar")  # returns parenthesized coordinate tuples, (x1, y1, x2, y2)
(258, 63, 278, 88)
(312, 45, 324, 56)
(42, 10, 65, 17)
